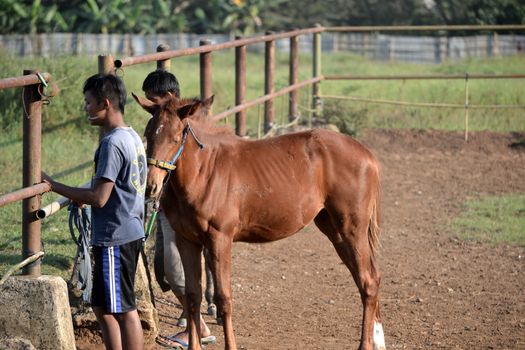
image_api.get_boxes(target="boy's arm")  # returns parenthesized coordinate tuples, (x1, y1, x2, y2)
(42, 173, 114, 208)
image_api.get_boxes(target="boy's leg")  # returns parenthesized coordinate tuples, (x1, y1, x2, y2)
(93, 306, 122, 349)
(118, 309, 144, 350)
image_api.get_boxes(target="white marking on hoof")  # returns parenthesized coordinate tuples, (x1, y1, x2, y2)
(373, 321, 386, 350)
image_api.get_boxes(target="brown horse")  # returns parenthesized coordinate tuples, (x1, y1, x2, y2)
(134, 93, 385, 350)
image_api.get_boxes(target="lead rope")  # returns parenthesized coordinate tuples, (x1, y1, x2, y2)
(68, 203, 93, 303)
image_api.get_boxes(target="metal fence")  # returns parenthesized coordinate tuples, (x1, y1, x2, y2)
(2, 32, 524, 63)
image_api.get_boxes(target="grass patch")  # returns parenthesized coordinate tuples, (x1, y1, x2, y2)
(452, 194, 525, 246)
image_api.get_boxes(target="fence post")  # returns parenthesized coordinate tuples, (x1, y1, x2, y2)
(98, 54, 114, 75)
(157, 44, 171, 71)
(235, 36, 247, 136)
(289, 35, 299, 123)
(264, 31, 275, 134)
(200, 40, 213, 113)
(464, 73, 469, 142)
(22, 69, 43, 276)
(312, 24, 322, 123)
(98, 54, 114, 140)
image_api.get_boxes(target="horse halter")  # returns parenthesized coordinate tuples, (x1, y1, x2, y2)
(147, 122, 205, 174)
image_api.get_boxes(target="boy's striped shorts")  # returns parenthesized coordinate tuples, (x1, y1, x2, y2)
(91, 238, 143, 313)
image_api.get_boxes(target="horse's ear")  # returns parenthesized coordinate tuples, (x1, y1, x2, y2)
(177, 100, 201, 120)
(203, 95, 214, 108)
(132, 92, 159, 116)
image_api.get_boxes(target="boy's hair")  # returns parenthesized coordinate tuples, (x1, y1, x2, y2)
(142, 69, 180, 97)
(83, 74, 127, 113)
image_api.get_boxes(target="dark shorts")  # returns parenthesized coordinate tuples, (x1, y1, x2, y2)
(91, 238, 143, 313)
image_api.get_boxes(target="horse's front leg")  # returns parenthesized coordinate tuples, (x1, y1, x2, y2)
(177, 234, 204, 349)
(207, 231, 236, 350)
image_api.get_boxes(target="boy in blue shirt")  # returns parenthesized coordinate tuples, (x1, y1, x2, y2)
(43, 73, 145, 350)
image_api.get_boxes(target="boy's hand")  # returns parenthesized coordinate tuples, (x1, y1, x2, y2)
(41, 172, 53, 190)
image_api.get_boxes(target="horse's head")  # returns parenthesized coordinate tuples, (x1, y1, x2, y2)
(133, 93, 214, 199)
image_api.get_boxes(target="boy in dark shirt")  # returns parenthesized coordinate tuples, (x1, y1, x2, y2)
(43, 73, 145, 350)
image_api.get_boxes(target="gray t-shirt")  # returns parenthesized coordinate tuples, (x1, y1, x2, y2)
(91, 127, 146, 246)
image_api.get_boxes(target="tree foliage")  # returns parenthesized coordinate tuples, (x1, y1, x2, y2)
(0, 0, 523, 34)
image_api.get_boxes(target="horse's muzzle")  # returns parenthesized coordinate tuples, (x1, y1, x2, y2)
(146, 167, 166, 199)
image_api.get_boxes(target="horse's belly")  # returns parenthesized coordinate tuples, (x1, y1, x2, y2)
(234, 224, 304, 243)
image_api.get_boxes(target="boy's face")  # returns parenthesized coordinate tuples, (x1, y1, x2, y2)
(84, 90, 106, 126)
(145, 91, 172, 105)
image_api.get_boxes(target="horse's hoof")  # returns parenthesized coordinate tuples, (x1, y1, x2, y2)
(176, 317, 187, 328)
(216, 316, 223, 326)
(207, 303, 217, 318)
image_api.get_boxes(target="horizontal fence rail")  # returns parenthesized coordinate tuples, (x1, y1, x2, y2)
(325, 73, 525, 80)
(212, 76, 324, 121)
(326, 25, 525, 32)
(114, 27, 324, 68)
(321, 95, 525, 109)
(0, 72, 51, 90)
(0, 183, 50, 208)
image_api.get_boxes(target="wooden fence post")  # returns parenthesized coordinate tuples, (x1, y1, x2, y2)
(289, 35, 299, 122)
(98, 54, 114, 75)
(464, 73, 469, 142)
(157, 44, 171, 71)
(200, 40, 213, 112)
(98, 54, 114, 140)
(235, 36, 247, 136)
(312, 24, 322, 123)
(264, 31, 275, 134)
(22, 69, 43, 276)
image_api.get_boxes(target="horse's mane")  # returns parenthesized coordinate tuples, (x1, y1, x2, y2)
(166, 96, 233, 136)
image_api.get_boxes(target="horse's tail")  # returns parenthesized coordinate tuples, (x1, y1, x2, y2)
(368, 167, 381, 261)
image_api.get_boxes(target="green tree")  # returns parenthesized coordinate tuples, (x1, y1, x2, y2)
(0, 0, 67, 34)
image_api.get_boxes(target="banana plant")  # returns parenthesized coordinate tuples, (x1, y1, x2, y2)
(0, 0, 67, 34)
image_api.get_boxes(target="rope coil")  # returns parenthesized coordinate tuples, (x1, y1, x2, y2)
(68, 203, 92, 303)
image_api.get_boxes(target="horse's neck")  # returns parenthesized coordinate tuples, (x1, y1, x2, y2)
(172, 127, 233, 188)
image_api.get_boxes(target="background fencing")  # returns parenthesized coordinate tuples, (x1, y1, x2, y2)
(2, 32, 525, 63)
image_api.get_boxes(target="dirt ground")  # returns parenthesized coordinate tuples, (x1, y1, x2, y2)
(77, 128, 525, 350)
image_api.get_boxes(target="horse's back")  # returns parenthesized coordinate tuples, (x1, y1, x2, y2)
(293, 128, 380, 192)
(226, 129, 379, 242)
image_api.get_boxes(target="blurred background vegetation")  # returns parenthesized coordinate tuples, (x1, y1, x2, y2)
(0, 0, 524, 35)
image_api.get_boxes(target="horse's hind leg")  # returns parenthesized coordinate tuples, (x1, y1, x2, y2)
(314, 208, 384, 350)
(203, 248, 217, 318)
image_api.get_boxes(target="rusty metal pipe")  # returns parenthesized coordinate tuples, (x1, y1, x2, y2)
(200, 40, 213, 115)
(36, 181, 91, 220)
(235, 36, 247, 136)
(35, 196, 70, 220)
(22, 69, 43, 276)
(325, 74, 525, 80)
(326, 25, 525, 32)
(264, 32, 275, 133)
(212, 76, 323, 122)
(0, 73, 51, 90)
(289, 35, 299, 122)
(0, 183, 50, 209)
(157, 44, 171, 71)
(114, 28, 324, 68)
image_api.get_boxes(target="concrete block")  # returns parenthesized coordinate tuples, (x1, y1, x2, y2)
(0, 275, 76, 350)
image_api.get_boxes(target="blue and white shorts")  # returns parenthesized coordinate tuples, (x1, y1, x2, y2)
(91, 238, 143, 313)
